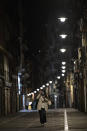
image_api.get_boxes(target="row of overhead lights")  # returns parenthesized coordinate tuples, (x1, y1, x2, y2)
(58, 17, 67, 77)
(27, 81, 53, 96)
(27, 68, 66, 97)
(27, 70, 67, 97)
(27, 18, 67, 97)
(57, 64, 66, 78)
(58, 17, 67, 39)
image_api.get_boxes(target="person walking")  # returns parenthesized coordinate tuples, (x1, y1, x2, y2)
(36, 90, 51, 127)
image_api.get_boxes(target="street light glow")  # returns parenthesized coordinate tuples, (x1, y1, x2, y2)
(60, 48, 66, 53)
(42, 85, 45, 88)
(40, 87, 43, 89)
(49, 81, 52, 84)
(37, 89, 39, 91)
(58, 17, 67, 22)
(62, 70, 66, 73)
(62, 74, 65, 76)
(34, 91, 37, 93)
(62, 66, 66, 69)
(60, 34, 67, 39)
(74, 61, 76, 64)
(57, 76, 61, 79)
(62, 62, 66, 65)
(46, 83, 49, 86)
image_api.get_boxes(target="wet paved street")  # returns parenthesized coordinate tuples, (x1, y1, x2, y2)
(67, 109, 87, 131)
(0, 108, 87, 131)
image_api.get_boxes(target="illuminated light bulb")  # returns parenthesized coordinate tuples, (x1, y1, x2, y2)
(62, 70, 66, 73)
(60, 48, 66, 53)
(62, 62, 66, 65)
(42, 85, 45, 88)
(40, 87, 43, 89)
(49, 81, 52, 84)
(34, 91, 37, 93)
(60, 34, 67, 39)
(62, 66, 66, 69)
(57, 76, 61, 79)
(74, 61, 76, 64)
(37, 89, 39, 91)
(46, 83, 49, 86)
(62, 74, 65, 76)
(58, 17, 67, 22)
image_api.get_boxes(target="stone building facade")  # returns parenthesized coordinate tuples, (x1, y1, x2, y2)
(0, 2, 19, 116)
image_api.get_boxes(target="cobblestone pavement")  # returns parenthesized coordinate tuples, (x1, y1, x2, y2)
(0, 108, 87, 131)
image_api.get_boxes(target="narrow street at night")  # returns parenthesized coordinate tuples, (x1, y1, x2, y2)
(0, 109, 87, 131)
(0, 0, 87, 130)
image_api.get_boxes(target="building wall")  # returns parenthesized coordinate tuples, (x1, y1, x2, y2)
(81, 32, 87, 112)
(0, 2, 19, 116)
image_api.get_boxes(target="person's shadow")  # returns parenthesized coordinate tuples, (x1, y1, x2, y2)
(30, 125, 44, 128)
